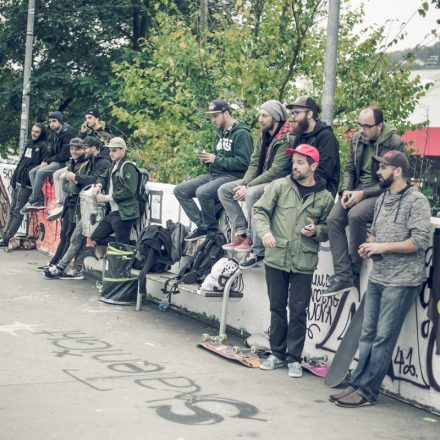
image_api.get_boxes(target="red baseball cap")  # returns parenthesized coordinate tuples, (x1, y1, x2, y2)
(286, 144, 320, 164)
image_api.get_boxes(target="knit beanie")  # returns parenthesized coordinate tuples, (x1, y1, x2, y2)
(260, 100, 288, 122)
(48, 111, 63, 124)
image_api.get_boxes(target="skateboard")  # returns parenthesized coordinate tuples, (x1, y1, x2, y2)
(324, 296, 365, 388)
(302, 355, 329, 378)
(198, 333, 261, 368)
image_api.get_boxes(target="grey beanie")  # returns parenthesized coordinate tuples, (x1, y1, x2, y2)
(48, 111, 63, 123)
(260, 100, 288, 122)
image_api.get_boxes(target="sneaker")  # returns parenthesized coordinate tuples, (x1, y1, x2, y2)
(47, 205, 64, 222)
(27, 201, 46, 211)
(259, 355, 287, 370)
(321, 277, 354, 297)
(222, 235, 246, 250)
(288, 361, 303, 378)
(335, 391, 372, 408)
(0, 239, 8, 248)
(234, 237, 253, 252)
(36, 262, 53, 271)
(20, 202, 31, 215)
(185, 228, 207, 242)
(59, 268, 84, 280)
(239, 253, 264, 269)
(43, 265, 61, 279)
(329, 387, 356, 402)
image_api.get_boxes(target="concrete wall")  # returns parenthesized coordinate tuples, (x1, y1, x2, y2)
(1, 163, 439, 413)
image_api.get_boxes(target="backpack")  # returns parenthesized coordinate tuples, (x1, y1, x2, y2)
(160, 232, 227, 306)
(119, 160, 149, 215)
(197, 257, 243, 294)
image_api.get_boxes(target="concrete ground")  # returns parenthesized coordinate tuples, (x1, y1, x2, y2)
(0, 250, 439, 440)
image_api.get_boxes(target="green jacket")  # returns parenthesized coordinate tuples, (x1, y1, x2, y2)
(242, 120, 293, 187)
(208, 120, 253, 178)
(253, 176, 334, 274)
(96, 156, 140, 221)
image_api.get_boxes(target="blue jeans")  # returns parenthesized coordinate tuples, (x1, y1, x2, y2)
(348, 280, 420, 403)
(29, 162, 62, 204)
(174, 173, 236, 230)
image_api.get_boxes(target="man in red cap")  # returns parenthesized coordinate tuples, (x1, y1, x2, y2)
(253, 144, 334, 378)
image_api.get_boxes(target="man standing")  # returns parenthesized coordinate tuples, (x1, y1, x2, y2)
(286, 96, 340, 197)
(0, 124, 48, 247)
(23, 111, 76, 211)
(218, 100, 292, 268)
(91, 137, 139, 247)
(253, 144, 334, 378)
(43, 136, 111, 279)
(331, 151, 431, 407)
(174, 99, 253, 242)
(324, 106, 404, 296)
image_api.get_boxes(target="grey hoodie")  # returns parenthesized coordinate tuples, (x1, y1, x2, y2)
(369, 184, 432, 286)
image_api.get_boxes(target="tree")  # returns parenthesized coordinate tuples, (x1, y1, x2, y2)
(111, 0, 429, 183)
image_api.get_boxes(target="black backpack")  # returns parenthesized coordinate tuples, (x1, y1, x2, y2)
(160, 232, 227, 304)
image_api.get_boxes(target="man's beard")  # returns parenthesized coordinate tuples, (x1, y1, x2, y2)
(291, 171, 306, 182)
(291, 118, 309, 136)
(260, 120, 276, 133)
(379, 175, 394, 188)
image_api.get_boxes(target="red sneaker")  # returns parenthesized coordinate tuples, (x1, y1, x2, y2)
(235, 237, 253, 252)
(222, 235, 246, 250)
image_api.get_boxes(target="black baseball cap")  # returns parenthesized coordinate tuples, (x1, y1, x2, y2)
(82, 136, 102, 149)
(206, 99, 232, 114)
(373, 150, 410, 174)
(286, 96, 321, 116)
(86, 107, 101, 119)
(69, 137, 84, 148)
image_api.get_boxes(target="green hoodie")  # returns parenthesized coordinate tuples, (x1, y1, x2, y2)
(208, 120, 253, 179)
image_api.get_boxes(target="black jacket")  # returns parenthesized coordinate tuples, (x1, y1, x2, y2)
(75, 152, 111, 188)
(78, 127, 112, 159)
(291, 121, 340, 197)
(45, 123, 76, 164)
(11, 139, 49, 188)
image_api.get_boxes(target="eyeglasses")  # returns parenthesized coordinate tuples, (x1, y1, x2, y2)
(289, 110, 309, 118)
(356, 122, 378, 130)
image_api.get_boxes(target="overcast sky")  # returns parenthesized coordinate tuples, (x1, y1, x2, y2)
(349, 0, 440, 51)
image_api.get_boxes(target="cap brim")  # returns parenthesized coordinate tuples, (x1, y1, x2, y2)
(286, 104, 309, 110)
(372, 155, 388, 164)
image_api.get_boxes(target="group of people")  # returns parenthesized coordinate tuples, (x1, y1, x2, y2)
(173, 98, 432, 408)
(1, 108, 141, 281)
(1, 97, 433, 409)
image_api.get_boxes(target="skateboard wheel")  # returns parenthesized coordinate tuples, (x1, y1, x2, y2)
(219, 334, 227, 342)
(250, 346, 257, 354)
(232, 346, 241, 354)
(201, 333, 210, 342)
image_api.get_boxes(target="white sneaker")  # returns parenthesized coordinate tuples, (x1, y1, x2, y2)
(47, 205, 64, 222)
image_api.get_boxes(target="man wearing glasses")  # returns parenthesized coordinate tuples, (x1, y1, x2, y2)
(323, 106, 404, 296)
(286, 96, 340, 197)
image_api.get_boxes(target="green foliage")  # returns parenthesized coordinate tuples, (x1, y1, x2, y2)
(112, 0, 430, 181)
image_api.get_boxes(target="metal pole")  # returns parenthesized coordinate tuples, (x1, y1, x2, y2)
(200, 0, 208, 38)
(321, 0, 340, 125)
(18, 0, 36, 155)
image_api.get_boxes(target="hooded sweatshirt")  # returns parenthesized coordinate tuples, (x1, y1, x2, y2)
(45, 123, 77, 164)
(11, 137, 49, 188)
(208, 120, 253, 179)
(291, 120, 340, 197)
(369, 184, 432, 286)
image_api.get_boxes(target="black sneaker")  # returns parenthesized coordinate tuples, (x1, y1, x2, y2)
(239, 253, 264, 269)
(184, 228, 207, 242)
(322, 277, 354, 297)
(43, 265, 61, 279)
(59, 268, 84, 280)
(36, 262, 52, 271)
(0, 240, 8, 248)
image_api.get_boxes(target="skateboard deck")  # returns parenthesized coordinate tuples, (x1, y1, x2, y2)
(302, 355, 329, 378)
(198, 341, 261, 368)
(324, 296, 365, 387)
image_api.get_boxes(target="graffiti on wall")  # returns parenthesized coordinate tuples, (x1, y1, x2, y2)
(0, 173, 11, 234)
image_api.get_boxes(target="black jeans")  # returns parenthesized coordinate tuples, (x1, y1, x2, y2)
(2, 185, 32, 242)
(265, 264, 313, 363)
(50, 206, 76, 265)
(91, 211, 134, 246)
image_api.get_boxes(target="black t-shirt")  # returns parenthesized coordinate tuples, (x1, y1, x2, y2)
(293, 178, 319, 200)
